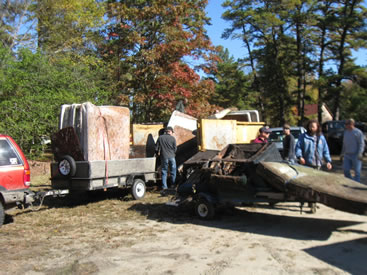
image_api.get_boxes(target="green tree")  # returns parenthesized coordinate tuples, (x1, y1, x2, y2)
(0, 46, 108, 157)
(223, 0, 298, 125)
(101, 0, 218, 122)
(35, 0, 105, 55)
(209, 48, 255, 110)
(327, 0, 367, 119)
(222, 0, 367, 125)
(0, 0, 34, 50)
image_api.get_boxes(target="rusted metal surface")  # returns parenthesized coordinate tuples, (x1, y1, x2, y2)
(172, 125, 195, 146)
(197, 119, 264, 151)
(168, 111, 197, 133)
(132, 123, 163, 146)
(198, 119, 237, 151)
(177, 143, 282, 204)
(257, 162, 367, 215)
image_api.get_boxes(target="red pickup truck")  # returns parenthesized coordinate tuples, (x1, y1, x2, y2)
(0, 135, 35, 226)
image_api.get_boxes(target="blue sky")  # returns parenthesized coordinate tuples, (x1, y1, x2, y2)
(205, 0, 367, 66)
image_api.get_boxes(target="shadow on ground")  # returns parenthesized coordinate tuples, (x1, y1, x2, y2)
(128, 200, 366, 241)
(304, 237, 367, 274)
(4, 188, 138, 224)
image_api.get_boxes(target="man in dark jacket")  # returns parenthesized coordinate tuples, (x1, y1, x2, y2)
(282, 124, 296, 164)
(155, 126, 177, 193)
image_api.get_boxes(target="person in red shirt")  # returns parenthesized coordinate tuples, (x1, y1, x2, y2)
(252, 126, 272, 143)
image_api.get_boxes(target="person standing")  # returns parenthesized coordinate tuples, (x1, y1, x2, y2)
(282, 124, 296, 164)
(155, 126, 177, 194)
(341, 119, 365, 182)
(252, 126, 272, 143)
(295, 119, 332, 170)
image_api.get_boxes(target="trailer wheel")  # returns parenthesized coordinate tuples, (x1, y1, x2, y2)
(58, 155, 76, 177)
(195, 199, 215, 219)
(131, 179, 146, 200)
(0, 202, 4, 227)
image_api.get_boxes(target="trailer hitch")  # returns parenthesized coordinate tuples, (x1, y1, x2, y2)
(29, 189, 70, 211)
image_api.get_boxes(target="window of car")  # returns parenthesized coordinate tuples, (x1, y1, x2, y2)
(269, 128, 304, 142)
(0, 139, 22, 166)
(290, 129, 303, 139)
(269, 130, 284, 142)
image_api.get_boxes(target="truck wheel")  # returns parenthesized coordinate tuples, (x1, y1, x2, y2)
(0, 202, 4, 227)
(58, 155, 76, 177)
(195, 199, 215, 219)
(131, 179, 146, 200)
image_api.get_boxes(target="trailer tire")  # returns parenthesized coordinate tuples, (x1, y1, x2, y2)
(195, 199, 215, 220)
(131, 179, 146, 200)
(0, 202, 4, 227)
(58, 155, 76, 177)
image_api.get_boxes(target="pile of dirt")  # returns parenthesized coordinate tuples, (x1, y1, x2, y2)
(29, 160, 51, 177)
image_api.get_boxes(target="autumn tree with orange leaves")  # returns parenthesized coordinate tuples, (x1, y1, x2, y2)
(101, 0, 219, 122)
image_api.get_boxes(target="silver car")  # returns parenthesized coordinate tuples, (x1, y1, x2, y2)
(268, 126, 306, 154)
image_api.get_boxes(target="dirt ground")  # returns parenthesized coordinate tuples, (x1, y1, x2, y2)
(1, 158, 367, 275)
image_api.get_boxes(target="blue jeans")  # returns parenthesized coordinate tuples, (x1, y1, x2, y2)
(161, 157, 176, 189)
(343, 154, 362, 182)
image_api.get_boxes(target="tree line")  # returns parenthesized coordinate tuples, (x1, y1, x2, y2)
(0, 0, 366, 157)
(216, 0, 367, 125)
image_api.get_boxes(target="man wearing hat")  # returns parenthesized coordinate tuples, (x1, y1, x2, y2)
(253, 126, 272, 143)
(155, 126, 177, 194)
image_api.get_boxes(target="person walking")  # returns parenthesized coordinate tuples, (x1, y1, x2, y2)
(340, 118, 365, 182)
(155, 126, 177, 195)
(252, 126, 272, 143)
(295, 119, 332, 170)
(282, 124, 296, 164)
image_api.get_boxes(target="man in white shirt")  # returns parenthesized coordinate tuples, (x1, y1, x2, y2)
(341, 119, 365, 182)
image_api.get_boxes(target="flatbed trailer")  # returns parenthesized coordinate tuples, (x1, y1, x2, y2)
(50, 156, 156, 199)
(171, 143, 367, 219)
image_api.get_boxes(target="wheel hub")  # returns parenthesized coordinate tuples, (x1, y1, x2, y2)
(197, 203, 208, 217)
(59, 159, 71, 176)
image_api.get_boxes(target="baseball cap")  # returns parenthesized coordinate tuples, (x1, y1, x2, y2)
(166, 126, 174, 133)
(260, 126, 271, 133)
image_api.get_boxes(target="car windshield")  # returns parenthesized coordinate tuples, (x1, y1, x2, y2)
(269, 129, 303, 142)
(269, 130, 283, 142)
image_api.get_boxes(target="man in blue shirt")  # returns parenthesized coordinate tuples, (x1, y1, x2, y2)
(341, 119, 365, 182)
(295, 119, 332, 170)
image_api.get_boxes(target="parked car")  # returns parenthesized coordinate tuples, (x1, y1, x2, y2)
(0, 135, 34, 226)
(321, 120, 345, 154)
(268, 126, 306, 155)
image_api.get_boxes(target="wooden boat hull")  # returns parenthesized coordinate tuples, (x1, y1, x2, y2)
(257, 162, 367, 215)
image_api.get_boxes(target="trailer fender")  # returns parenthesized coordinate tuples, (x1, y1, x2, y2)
(126, 174, 146, 186)
(195, 192, 218, 204)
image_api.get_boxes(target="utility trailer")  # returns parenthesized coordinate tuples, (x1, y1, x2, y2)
(171, 143, 306, 218)
(49, 102, 157, 199)
(170, 143, 367, 219)
(50, 156, 156, 199)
